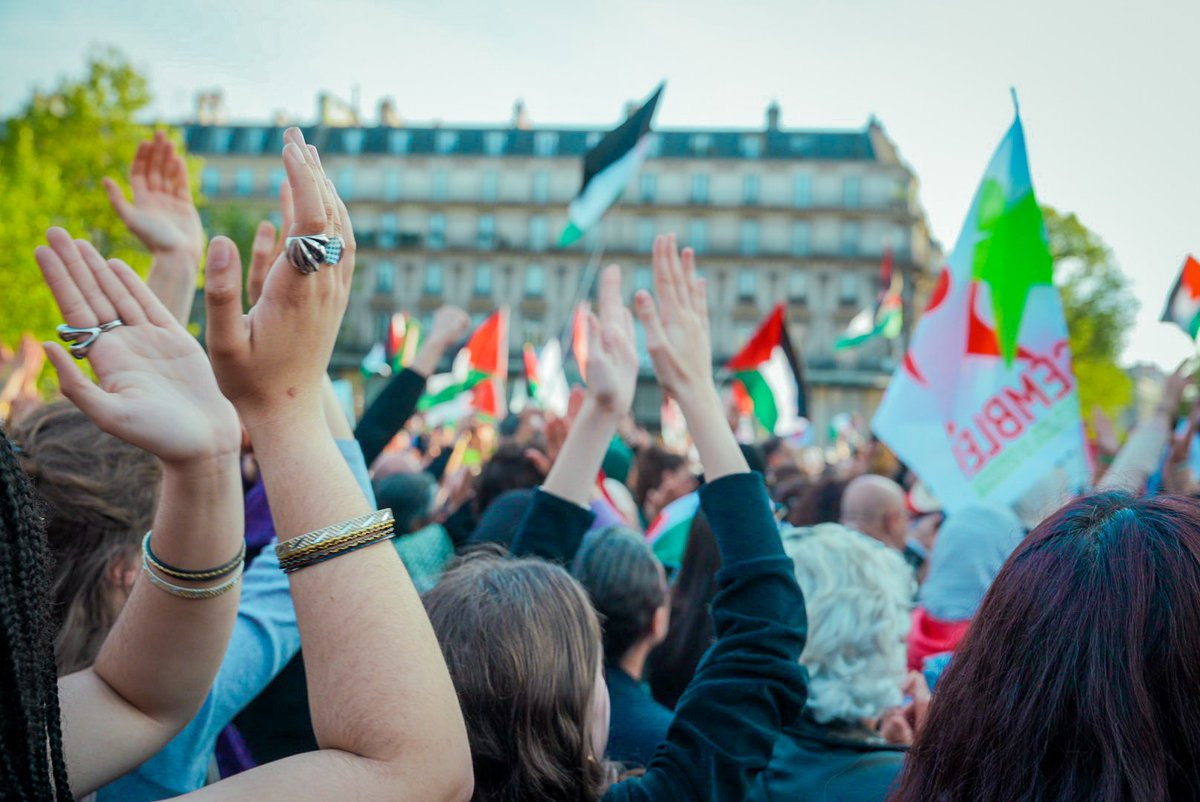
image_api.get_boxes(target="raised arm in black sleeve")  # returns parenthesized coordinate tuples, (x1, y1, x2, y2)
(354, 367, 427, 466)
(508, 487, 596, 565)
(603, 471, 808, 802)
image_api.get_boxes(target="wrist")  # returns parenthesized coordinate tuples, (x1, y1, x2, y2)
(241, 404, 326, 445)
(160, 450, 240, 485)
(581, 390, 629, 424)
(150, 246, 203, 268)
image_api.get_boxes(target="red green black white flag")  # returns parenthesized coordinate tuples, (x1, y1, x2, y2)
(1162, 255, 1200, 339)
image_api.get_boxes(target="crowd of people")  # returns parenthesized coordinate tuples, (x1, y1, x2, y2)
(3, 126, 1200, 802)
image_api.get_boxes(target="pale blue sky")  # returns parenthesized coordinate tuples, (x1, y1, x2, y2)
(3, 0, 1197, 368)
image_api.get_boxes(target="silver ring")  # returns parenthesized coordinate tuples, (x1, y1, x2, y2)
(285, 235, 344, 275)
(57, 319, 124, 360)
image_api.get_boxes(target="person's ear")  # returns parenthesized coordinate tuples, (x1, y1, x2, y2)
(650, 601, 671, 646)
(107, 551, 139, 596)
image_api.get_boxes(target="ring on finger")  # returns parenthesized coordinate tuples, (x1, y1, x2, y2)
(285, 234, 344, 275)
(57, 319, 125, 360)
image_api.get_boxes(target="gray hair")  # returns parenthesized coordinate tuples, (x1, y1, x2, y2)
(782, 523, 915, 724)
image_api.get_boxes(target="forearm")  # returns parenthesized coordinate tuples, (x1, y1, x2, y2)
(676, 389, 748, 483)
(542, 396, 621, 508)
(409, 335, 452, 379)
(146, 250, 201, 325)
(355, 368, 428, 465)
(1097, 413, 1171, 493)
(248, 414, 469, 779)
(321, 375, 353, 440)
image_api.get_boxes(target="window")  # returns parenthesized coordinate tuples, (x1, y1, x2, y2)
(201, 168, 221, 194)
(794, 174, 812, 207)
(840, 222, 860, 257)
(691, 174, 709, 204)
(740, 135, 763, 159)
(787, 271, 808, 301)
(739, 220, 759, 256)
(524, 264, 546, 298)
(529, 216, 549, 252)
(428, 214, 446, 250)
(839, 273, 859, 304)
(532, 171, 550, 204)
(639, 173, 657, 204)
(375, 261, 395, 294)
(481, 170, 498, 203)
(586, 131, 602, 149)
(477, 215, 496, 250)
(435, 130, 458, 154)
(637, 218, 655, 253)
(534, 131, 558, 157)
(473, 264, 493, 296)
(843, 175, 862, 208)
(423, 263, 444, 295)
(687, 219, 707, 254)
(236, 128, 266, 154)
(737, 268, 758, 301)
(791, 222, 811, 257)
(484, 131, 507, 156)
(343, 129, 365, 154)
(336, 167, 354, 200)
(384, 169, 401, 201)
(379, 213, 398, 249)
(431, 169, 449, 202)
(234, 168, 254, 196)
(212, 128, 233, 153)
(388, 130, 411, 154)
(269, 168, 286, 195)
(644, 133, 662, 158)
(690, 134, 712, 155)
(743, 174, 760, 205)
(634, 266, 653, 293)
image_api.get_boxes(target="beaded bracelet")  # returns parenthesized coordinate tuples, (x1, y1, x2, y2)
(141, 551, 243, 600)
(143, 532, 246, 581)
(276, 509, 396, 574)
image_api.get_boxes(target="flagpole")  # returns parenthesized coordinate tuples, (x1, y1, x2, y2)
(558, 239, 606, 350)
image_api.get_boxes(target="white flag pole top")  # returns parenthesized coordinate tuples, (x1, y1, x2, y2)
(871, 105, 1088, 514)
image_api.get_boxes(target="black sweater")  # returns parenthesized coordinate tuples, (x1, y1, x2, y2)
(354, 367, 427, 466)
(511, 472, 809, 802)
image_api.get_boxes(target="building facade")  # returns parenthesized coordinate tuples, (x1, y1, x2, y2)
(185, 98, 941, 435)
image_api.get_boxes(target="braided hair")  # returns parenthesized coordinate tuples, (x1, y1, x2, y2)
(0, 429, 72, 801)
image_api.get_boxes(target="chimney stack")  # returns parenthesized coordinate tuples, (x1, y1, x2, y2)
(766, 100, 781, 131)
(512, 99, 531, 130)
(379, 98, 404, 127)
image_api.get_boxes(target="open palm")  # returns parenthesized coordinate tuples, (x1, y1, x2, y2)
(104, 131, 204, 257)
(35, 229, 238, 465)
(584, 265, 639, 416)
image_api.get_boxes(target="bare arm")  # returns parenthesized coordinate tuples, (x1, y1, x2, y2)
(34, 229, 242, 796)
(183, 128, 471, 801)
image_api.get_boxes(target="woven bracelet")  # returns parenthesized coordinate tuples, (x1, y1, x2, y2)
(279, 527, 396, 574)
(276, 509, 394, 562)
(141, 551, 243, 600)
(143, 532, 246, 582)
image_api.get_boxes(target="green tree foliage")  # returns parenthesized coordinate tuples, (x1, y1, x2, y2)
(0, 50, 197, 350)
(1044, 206, 1137, 422)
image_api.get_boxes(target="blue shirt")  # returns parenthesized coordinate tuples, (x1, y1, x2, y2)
(97, 439, 375, 801)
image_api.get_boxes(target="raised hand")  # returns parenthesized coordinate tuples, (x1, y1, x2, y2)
(584, 264, 639, 415)
(104, 131, 204, 260)
(635, 234, 713, 400)
(34, 228, 239, 466)
(246, 181, 296, 307)
(204, 128, 355, 430)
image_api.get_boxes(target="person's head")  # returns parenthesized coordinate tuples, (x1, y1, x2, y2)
(0, 431, 73, 800)
(918, 503, 1024, 622)
(373, 471, 437, 535)
(783, 523, 914, 724)
(473, 442, 544, 517)
(632, 446, 696, 522)
(572, 528, 669, 670)
(789, 476, 848, 527)
(13, 402, 161, 674)
(646, 510, 720, 710)
(840, 474, 908, 551)
(424, 551, 615, 802)
(895, 492, 1200, 801)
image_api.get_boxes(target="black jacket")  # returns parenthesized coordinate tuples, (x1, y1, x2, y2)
(750, 714, 906, 802)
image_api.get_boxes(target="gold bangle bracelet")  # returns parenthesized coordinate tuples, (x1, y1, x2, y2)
(276, 509, 394, 562)
(279, 528, 396, 574)
(274, 521, 395, 565)
(141, 552, 243, 600)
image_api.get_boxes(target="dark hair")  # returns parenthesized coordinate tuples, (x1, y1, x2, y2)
(424, 551, 615, 801)
(789, 477, 848, 527)
(373, 472, 436, 534)
(572, 527, 666, 663)
(632, 446, 686, 512)
(0, 430, 73, 800)
(895, 492, 1200, 801)
(647, 510, 720, 710)
(14, 403, 160, 674)
(473, 442, 545, 518)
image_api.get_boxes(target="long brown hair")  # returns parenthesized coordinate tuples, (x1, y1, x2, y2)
(424, 550, 613, 802)
(13, 403, 160, 674)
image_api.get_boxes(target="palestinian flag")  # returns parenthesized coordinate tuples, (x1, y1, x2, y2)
(523, 343, 540, 399)
(728, 304, 809, 436)
(560, 83, 664, 246)
(1162, 255, 1200, 339)
(419, 309, 508, 420)
(646, 491, 700, 568)
(387, 313, 422, 371)
(837, 276, 904, 350)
